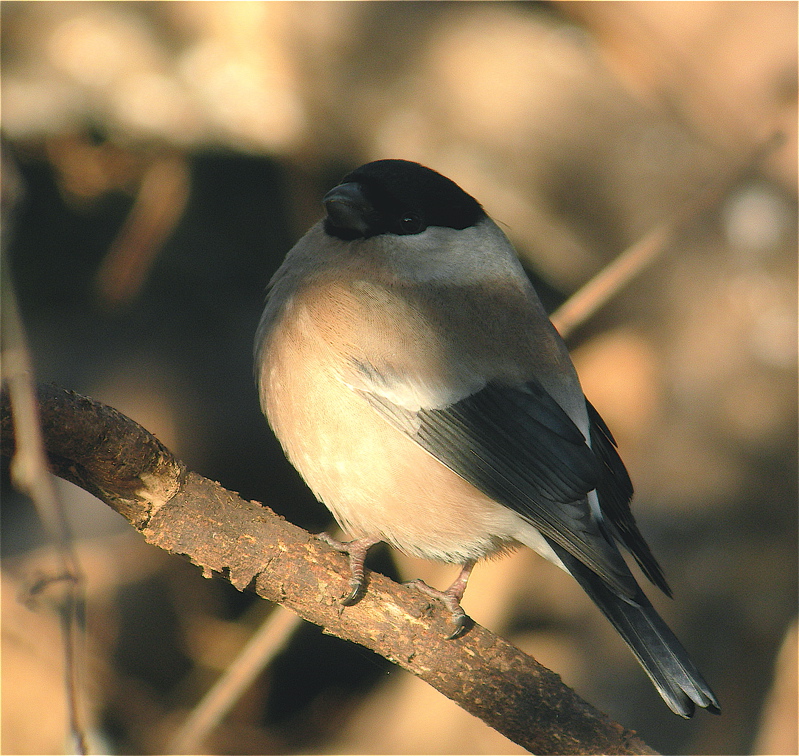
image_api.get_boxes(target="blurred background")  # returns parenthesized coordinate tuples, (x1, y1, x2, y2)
(1, 2, 796, 754)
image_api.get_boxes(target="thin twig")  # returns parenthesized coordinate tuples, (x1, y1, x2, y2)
(169, 606, 303, 754)
(93, 152, 190, 310)
(551, 131, 785, 339)
(551, 221, 674, 339)
(1, 257, 89, 755)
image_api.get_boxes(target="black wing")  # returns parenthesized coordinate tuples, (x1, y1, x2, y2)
(363, 379, 643, 600)
(586, 400, 671, 596)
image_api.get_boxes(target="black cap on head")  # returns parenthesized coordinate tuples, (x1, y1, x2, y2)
(323, 159, 485, 240)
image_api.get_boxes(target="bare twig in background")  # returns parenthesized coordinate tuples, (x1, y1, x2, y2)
(93, 152, 190, 310)
(0, 261, 89, 755)
(169, 605, 303, 754)
(0, 383, 657, 756)
(551, 132, 785, 339)
(752, 619, 798, 755)
(551, 221, 674, 340)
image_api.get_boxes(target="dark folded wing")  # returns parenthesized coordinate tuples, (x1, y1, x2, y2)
(362, 379, 639, 600)
(586, 400, 671, 596)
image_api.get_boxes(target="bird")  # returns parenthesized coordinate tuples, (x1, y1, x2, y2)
(255, 158, 720, 718)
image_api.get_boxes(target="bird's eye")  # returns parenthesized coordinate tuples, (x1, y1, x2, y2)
(398, 212, 424, 235)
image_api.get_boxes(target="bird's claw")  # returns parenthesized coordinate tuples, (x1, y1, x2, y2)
(341, 578, 366, 606)
(446, 611, 473, 640)
(316, 533, 379, 607)
(407, 578, 473, 640)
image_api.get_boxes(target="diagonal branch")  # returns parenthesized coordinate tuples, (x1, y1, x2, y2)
(0, 384, 656, 755)
(550, 131, 785, 340)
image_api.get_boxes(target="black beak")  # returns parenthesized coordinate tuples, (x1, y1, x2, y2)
(323, 182, 372, 238)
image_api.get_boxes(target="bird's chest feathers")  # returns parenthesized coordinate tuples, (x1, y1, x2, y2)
(278, 277, 468, 408)
(260, 277, 417, 455)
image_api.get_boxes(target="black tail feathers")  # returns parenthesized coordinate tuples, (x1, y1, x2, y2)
(551, 542, 720, 718)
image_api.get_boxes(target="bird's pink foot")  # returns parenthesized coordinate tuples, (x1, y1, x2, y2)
(407, 559, 476, 639)
(317, 533, 382, 605)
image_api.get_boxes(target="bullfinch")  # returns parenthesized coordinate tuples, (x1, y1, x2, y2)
(255, 159, 719, 718)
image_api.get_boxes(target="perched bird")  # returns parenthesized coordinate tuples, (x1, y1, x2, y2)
(255, 159, 719, 718)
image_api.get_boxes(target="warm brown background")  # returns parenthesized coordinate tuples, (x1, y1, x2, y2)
(2, 2, 796, 754)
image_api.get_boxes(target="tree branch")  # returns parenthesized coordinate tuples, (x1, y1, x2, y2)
(0, 383, 656, 755)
